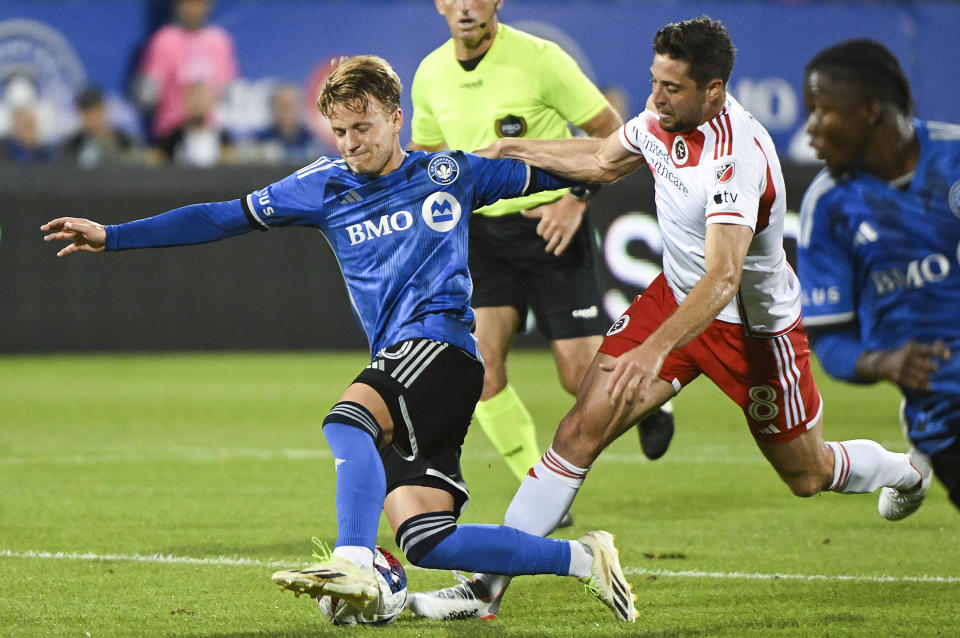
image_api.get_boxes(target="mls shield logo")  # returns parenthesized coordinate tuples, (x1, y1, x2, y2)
(715, 161, 735, 183)
(949, 179, 960, 219)
(422, 192, 461, 232)
(427, 155, 459, 185)
(671, 136, 689, 166)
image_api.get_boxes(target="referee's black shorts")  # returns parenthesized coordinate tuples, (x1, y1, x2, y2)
(355, 338, 483, 516)
(468, 211, 609, 340)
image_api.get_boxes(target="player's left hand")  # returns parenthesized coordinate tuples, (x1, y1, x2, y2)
(521, 194, 586, 255)
(599, 341, 667, 404)
(41, 217, 107, 257)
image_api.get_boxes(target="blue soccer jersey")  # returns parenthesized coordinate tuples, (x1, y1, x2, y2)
(105, 150, 570, 358)
(798, 119, 960, 453)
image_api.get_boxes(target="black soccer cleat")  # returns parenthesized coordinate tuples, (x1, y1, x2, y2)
(637, 404, 674, 460)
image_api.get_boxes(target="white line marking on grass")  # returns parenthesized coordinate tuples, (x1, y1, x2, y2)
(0, 448, 332, 466)
(3, 549, 958, 584)
(626, 566, 960, 584)
(0, 549, 290, 569)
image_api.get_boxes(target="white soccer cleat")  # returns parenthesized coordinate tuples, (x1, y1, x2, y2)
(878, 449, 932, 521)
(406, 575, 504, 620)
(272, 542, 379, 609)
(578, 530, 638, 622)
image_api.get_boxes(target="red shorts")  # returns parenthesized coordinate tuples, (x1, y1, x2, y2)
(600, 274, 823, 444)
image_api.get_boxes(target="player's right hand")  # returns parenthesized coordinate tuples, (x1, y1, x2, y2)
(874, 340, 952, 391)
(41, 217, 107, 257)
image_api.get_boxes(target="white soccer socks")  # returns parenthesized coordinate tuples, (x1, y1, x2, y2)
(504, 446, 590, 536)
(826, 440, 922, 493)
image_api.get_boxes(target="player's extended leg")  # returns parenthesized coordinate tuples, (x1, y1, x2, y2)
(389, 485, 637, 622)
(472, 305, 543, 482)
(413, 353, 670, 620)
(271, 383, 393, 608)
(506, 352, 676, 533)
(552, 335, 675, 461)
(757, 414, 929, 518)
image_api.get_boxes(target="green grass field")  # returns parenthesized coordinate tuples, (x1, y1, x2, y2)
(1, 351, 957, 637)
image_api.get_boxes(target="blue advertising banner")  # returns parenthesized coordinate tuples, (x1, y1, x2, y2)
(1, 1, 959, 156)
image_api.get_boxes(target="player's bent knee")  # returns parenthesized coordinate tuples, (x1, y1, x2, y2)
(323, 401, 385, 446)
(395, 511, 457, 567)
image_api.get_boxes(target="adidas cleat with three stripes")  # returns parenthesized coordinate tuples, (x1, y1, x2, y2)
(578, 530, 638, 622)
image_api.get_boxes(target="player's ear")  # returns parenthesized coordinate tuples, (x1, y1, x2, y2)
(391, 107, 403, 133)
(705, 78, 724, 103)
(863, 102, 884, 127)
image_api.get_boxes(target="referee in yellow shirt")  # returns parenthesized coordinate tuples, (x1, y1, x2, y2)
(409, 0, 675, 507)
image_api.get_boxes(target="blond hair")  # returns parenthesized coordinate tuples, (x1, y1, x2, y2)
(317, 55, 402, 117)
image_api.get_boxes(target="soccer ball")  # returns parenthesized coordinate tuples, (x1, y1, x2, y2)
(316, 546, 407, 625)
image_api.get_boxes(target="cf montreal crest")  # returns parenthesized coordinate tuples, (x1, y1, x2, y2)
(715, 161, 735, 183)
(949, 179, 960, 219)
(427, 155, 459, 185)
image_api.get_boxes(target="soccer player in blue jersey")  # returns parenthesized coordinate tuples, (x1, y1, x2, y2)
(41, 55, 637, 622)
(799, 39, 959, 517)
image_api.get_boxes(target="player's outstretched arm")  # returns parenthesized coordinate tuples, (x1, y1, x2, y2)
(477, 130, 644, 184)
(600, 223, 753, 403)
(41, 217, 106, 258)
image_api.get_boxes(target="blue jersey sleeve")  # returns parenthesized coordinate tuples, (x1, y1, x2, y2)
(105, 199, 254, 251)
(807, 324, 866, 383)
(244, 160, 338, 231)
(797, 173, 857, 328)
(462, 153, 578, 208)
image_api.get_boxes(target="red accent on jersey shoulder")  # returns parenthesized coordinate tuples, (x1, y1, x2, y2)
(645, 118, 705, 167)
(706, 212, 745, 219)
(708, 109, 734, 158)
(621, 123, 643, 153)
(707, 119, 721, 160)
(754, 138, 776, 234)
(723, 113, 734, 155)
(527, 467, 538, 478)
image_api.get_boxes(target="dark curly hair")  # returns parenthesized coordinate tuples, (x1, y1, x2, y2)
(653, 16, 736, 89)
(805, 39, 913, 115)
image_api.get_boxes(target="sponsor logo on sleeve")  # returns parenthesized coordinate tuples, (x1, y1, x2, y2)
(715, 161, 735, 183)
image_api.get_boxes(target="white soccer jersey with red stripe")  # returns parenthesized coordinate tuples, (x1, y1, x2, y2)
(619, 95, 801, 335)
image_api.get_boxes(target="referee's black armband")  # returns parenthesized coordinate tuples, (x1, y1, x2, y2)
(569, 183, 601, 202)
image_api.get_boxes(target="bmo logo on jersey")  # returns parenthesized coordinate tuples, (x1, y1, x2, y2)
(346, 211, 414, 245)
(422, 192, 462, 232)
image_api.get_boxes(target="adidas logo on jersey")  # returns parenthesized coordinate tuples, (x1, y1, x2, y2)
(854, 221, 878, 245)
(339, 189, 363, 204)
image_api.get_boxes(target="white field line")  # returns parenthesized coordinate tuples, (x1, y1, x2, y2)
(0, 448, 780, 467)
(2, 549, 958, 584)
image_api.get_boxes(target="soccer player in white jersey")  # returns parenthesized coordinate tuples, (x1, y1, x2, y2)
(408, 16, 926, 620)
(42, 55, 637, 623)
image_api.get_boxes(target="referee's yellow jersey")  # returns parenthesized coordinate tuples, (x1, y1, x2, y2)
(411, 24, 609, 217)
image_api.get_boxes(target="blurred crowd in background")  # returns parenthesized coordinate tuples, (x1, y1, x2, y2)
(2, 0, 958, 169)
(0, 0, 326, 168)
